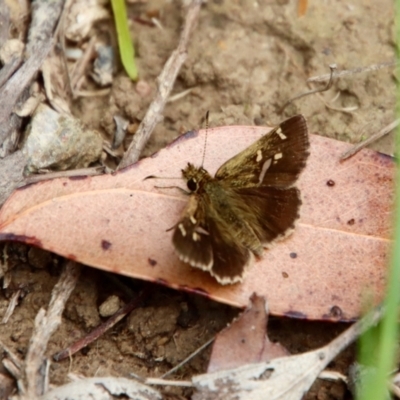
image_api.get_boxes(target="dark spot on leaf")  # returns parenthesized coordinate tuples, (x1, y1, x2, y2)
(148, 258, 157, 267)
(67, 254, 77, 261)
(63, 182, 68, 186)
(326, 179, 335, 187)
(241, 338, 246, 344)
(101, 240, 112, 250)
(289, 252, 297, 259)
(347, 218, 355, 226)
(282, 271, 289, 278)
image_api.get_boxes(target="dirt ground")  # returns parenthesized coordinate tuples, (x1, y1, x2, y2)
(0, 0, 396, 399)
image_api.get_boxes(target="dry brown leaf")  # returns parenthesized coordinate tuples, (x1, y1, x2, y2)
(0, 126, 393, 320)
(41, 376, 162, 400)
(208, 294, 289, 373)
(192, 306, 382, 400)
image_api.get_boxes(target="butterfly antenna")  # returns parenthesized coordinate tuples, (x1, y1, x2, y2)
(201, 110, 209, 167)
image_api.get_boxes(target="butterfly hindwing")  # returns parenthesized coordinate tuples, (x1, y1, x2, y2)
(172, 196, 213, 271)
(232, 186, 301, 245)
(173, 195, 253, 284)
(205, 216, 253, 284)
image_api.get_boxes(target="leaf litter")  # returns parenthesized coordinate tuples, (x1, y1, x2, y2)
(65, 294, 379, 400)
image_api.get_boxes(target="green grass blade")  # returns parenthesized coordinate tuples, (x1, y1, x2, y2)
(111, 0, 138, 81)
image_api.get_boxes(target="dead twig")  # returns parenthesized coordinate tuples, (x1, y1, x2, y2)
(0, 0, 64, 146)
(279, 64, 336, 113)
(160, 336, 215, 378)
(22, 166, 105, 186)
(1, 289, 21, 324)
(21, 261, 81, 399)
(118, 0, 203, 169)
(308, 60, 397, 83)
(341, 118, 400, 160)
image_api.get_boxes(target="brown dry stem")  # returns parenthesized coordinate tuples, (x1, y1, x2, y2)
(279, 64, 336, 113)
(308, 60, 397, 83)
(341, 118, 400, 160)
(20, 261, 81, 399)
(118, 0, 203, 169)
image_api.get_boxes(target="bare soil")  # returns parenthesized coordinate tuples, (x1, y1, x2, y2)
(0, 1, 395, 399)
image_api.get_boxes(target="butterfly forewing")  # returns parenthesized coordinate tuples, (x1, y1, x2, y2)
(215, 115, 309, 188)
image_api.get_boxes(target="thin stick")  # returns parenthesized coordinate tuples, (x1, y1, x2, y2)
(279, 64, 336, 113)
(1, 289, 21, 323)
(22, 261, 81, 398)
(118, 0, 203, 169)
(308, 61, 397, 83)
(160, 336, 214, 379)
(53, 289, 148, 361)
(0, 0, 64, 145)
(201, 110, 209, 167)
(341, 118, 400, 160)
(21, 166, 105, 186)
(70, 36, 97, 94)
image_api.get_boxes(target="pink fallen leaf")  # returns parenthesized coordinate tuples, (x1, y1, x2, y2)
(208, 294, 289, 373)
(0, 125, 393, 320)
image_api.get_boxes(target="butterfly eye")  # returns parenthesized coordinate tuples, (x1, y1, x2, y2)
(187, 178, 197, 192)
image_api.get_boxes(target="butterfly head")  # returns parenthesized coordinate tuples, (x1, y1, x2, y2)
(181, 163, 211, 193)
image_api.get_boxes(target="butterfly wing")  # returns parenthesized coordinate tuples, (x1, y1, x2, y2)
(172, 195, 213, 271)
(215, 114, 309, 188)
(173, 194, 253, 284)
(231, 185, 301, 246)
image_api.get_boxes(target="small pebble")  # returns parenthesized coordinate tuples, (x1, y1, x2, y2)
(99, 295, 121, 317)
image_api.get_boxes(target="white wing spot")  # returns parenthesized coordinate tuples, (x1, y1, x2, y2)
(192, 232, 200, 241)
(190, 215, 197, 224)
(256, 149, 262, 162)
(274, 152, 283, 160)
(178, 224, 187, 237)
(258, 158, 272, 184)
(276, 127, 287, 140)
